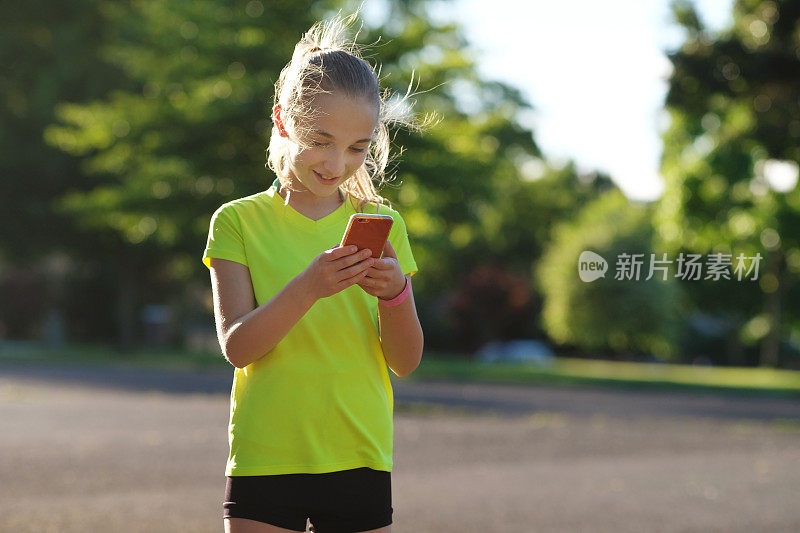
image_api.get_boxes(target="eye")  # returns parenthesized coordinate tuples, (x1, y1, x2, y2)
(310, 139, 328, 147)
(349, 147, 367, 153)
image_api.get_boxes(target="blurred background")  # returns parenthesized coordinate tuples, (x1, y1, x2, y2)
(2, 0, 799, 370)
(3, 1, 800, 532)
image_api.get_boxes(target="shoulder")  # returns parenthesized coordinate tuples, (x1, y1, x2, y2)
(212, 190, 270, 219)
(374, 201, 405, 222)
(372, 201, 411, 238)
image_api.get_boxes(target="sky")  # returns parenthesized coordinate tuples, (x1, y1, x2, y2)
(434, 0, 735, 202)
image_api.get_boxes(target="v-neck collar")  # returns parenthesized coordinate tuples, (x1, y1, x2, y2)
(267, 177, 351, 230)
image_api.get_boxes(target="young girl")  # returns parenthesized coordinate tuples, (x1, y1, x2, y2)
(202, 13, 425, 533)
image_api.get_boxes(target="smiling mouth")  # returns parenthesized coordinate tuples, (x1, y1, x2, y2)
(314, 171, 337, 182)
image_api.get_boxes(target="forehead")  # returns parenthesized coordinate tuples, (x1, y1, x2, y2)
(307, 92, 378, 140)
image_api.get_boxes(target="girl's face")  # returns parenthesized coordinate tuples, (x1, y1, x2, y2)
(283, 92, 378, 201)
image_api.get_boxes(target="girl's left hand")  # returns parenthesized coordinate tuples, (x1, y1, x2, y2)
(357, 240, 407, 300)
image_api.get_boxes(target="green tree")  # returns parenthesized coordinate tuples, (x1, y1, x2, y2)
(0, 0, 130, 264)
(434, 162, 618, 352)
(42, 0, 330, 349)
(475, 161, 616, 272)
(40, 0, 554, 350)
(358, 4, 544, 298)
(538, 190, 685, 360)
(0, 0, 140, 341)
(358, 4, 621, 350)
(656, 0, 800, 366)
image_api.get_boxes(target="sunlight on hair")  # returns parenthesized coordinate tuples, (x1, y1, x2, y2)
(266, 9, 437, 212)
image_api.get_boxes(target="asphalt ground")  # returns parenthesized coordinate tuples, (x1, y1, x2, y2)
(1, 361, 798, 532)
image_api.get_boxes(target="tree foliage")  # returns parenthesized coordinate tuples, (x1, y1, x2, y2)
(656, 0, 800, 366)
(3, 0, 622, 352)
(538, 190, 685, 360)
(0, 0, 130, 264)
(24, 0, 554, 348)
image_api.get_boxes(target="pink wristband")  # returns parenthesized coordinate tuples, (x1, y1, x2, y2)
(379, 277, 410, 307)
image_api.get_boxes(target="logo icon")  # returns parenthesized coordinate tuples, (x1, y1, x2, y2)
(578, 251, 607, 282)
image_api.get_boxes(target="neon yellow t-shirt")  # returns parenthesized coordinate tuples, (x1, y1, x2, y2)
(202, 180, 418, 476)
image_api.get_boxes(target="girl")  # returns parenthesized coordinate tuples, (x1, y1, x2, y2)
(202, 12, 425, 533)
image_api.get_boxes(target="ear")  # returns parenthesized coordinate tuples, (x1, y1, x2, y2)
(272, 104, 288, 138)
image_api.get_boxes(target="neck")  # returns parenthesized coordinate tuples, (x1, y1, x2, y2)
(276, 181, 344, 204)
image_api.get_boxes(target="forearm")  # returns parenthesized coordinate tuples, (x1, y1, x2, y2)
(224, 274, 315, 368)
(378, 276, 424, 377)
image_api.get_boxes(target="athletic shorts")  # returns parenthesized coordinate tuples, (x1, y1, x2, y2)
(222, 467, 393, 532)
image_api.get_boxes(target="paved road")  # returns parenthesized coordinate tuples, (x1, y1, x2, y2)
(1, 361, 799, 532)
(1, 361, 798, 421)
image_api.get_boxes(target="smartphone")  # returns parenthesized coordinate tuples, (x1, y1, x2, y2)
(340, 213, 394, 259)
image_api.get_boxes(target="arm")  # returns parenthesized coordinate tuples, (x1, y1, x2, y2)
(357, 240, 424, 377)
(209, 258, 315, 368)
(209, 245, 374, 369)
(377, 275, 424, 377)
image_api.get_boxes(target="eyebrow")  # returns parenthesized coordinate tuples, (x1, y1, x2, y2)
(312, 130, 373, 144)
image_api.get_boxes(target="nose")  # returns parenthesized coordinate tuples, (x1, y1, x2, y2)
(322, 150, 346, 178)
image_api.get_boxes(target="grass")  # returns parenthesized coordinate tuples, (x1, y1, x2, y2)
(0, 341, 229, 371)
(413, 351, 800, 397)
(2, 341, 799, 397)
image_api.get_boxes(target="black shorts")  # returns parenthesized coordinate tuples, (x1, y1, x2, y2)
(223, 467, 392, 532)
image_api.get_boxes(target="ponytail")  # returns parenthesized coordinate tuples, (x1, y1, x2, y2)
(267, 11, 433, 212)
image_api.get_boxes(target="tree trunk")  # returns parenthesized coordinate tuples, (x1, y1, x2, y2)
(725, 321, 745, 366)
(759, 250, 783, 367)
(115, 258, 138, 354)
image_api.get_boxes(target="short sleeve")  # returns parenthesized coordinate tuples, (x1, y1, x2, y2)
(202, 203, 248, 269)
(384, 208, 418, 279)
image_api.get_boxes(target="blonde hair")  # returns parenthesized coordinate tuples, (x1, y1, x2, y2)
(267, 11, 431, 212)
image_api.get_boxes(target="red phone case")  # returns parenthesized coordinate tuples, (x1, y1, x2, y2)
(340, 215, 393, 259)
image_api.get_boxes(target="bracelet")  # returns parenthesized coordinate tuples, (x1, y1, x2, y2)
(379, 277, 410, 307)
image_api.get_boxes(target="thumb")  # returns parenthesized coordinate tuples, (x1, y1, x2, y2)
(382, 239, 397, 259)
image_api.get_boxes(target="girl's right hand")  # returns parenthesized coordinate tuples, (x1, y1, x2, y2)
(299, 245, 375, 302)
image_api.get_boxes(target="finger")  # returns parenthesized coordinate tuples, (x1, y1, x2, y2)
(333, 248, 373, 270)
(359, 264, 386, 278)
(381, 240, 397, 259)
(324, 245, 359, 261)
(370, 258, 399, 270)
(340, 266, 371, 289)
(365, 271, 390, 283)
(336, 257, 374, 280)
(358, 275, 376, 288)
